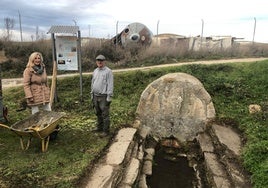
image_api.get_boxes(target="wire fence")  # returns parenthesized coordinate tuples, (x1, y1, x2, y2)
(1, 18, 267, 43)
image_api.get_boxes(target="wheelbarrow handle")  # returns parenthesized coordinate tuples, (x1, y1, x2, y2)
(0, 123, 11, 130)
(28, 127, 44, 139)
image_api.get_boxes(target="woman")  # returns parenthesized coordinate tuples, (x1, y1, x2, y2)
(23, 52, 51, 114)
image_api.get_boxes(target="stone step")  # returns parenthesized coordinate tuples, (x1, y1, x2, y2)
(197, 132, 233, 187)
(83, 124, 252, 188)
(84, 128, 138, 188)
(197, 124, 252, 188)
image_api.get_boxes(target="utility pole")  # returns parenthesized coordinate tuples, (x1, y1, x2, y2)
(88, 24, 90, 37)
(36, 25, 39, 41)
(72, 20, 77, 37)
(157, 20, 160, 46)
(157, 20, 160, 35)
(252, 17, 256, 44)
(116, 21, 119, 37)
(88, 24, 91, 45)
(18, 10, 23, 42)
(201, 19, 204, 49)
(115, 21, 119, 49)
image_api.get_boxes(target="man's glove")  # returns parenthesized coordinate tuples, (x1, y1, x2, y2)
(106, 95, 112, 102)
(106, 96, 112, 106)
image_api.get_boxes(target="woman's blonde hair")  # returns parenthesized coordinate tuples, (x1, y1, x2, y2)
(26, 52, 44, 68)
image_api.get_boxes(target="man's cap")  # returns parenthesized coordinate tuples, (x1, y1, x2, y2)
(96, 54, 106, 60)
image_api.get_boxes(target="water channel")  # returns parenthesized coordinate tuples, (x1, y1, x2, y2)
(146, 139, 208, 188)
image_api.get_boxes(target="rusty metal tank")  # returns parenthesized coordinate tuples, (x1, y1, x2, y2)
(112, 22, 153, 48)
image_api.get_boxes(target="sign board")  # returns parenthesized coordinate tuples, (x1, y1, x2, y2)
(55, 36, 78, 70)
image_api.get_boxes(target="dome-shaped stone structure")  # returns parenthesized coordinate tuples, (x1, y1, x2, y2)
(136, 72, 215, 142)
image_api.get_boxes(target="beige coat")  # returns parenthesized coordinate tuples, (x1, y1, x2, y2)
(23, 65, 50, 106)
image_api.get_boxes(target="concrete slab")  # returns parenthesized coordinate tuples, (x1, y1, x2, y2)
(212, 124, 241, 156)
(106, 128, 137, 165)
(197, 133, 214, 152)
(213, 176, 232, 188)
(204, 153, 226, 177)
(123, 158, 140, 185)
(115, 128, 137, 142)
(106, 141, 131, 165)
(85, 165, 114, 188)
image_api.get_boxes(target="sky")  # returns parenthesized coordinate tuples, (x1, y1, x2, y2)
(0, 0, 268, 43)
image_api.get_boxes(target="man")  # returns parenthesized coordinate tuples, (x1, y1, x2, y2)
(91, 54, 114, 137)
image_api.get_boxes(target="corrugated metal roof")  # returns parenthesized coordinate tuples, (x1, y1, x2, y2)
(47, 25, 79, 34)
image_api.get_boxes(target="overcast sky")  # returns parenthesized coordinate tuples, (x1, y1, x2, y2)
(0, 0, 267, 43)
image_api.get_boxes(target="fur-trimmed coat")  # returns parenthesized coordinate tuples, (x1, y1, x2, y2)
(23, 65, 50, 106)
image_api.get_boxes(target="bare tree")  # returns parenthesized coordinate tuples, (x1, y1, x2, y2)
(36, 25, 39, 41)
(39, 32, 47, 41)
(4, 17, 15, 41)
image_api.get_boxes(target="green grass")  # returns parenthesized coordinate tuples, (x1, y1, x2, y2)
(0, 60, 268, 187)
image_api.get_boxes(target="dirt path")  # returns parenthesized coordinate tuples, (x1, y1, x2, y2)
(2, 57, 267, 89)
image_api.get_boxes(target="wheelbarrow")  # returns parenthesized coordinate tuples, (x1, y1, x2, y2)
(0, 111, 65, 152)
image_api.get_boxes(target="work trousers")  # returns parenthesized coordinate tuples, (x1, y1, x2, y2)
(93, 95, 111, 133)
(31, 103, 51, 114)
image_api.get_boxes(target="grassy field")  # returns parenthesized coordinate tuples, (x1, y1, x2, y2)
(0, 59, 267, 187)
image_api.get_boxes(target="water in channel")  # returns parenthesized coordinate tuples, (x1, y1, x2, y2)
(146, 145, 197, 188)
